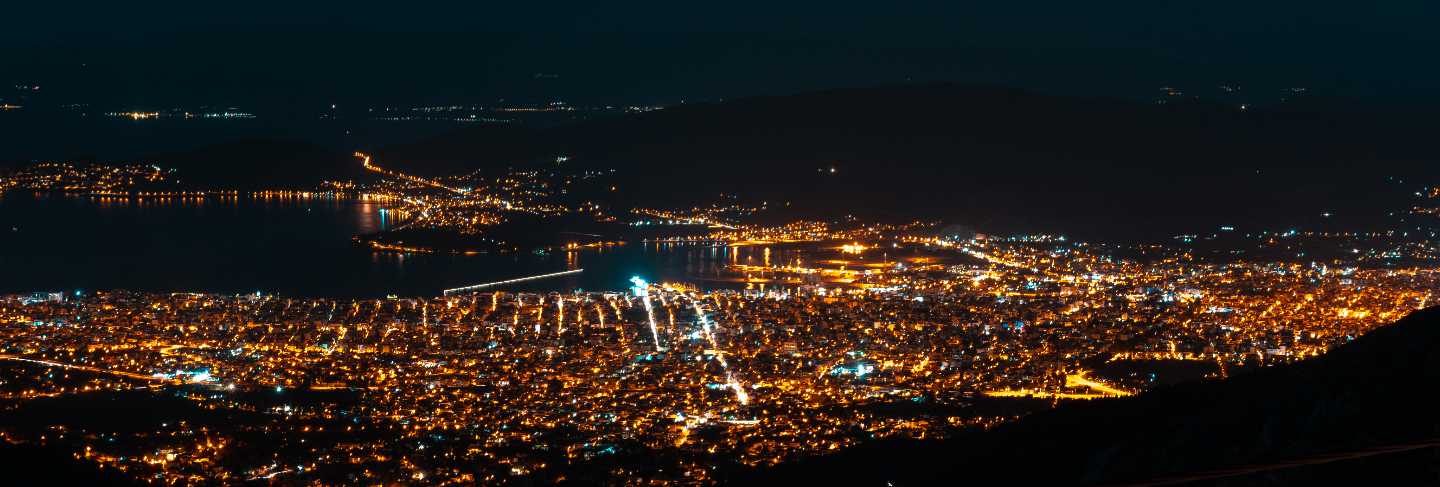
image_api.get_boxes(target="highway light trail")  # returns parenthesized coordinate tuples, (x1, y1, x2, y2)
(355, 152, 466, 195)
(631, 277, 666, 351)
(690, 296, 749, 405)
(556, 297, 565, 335)
(641, 294, 665, 352)
(442, 269, 584, 295)
(0, 354, 165, 381)
(1065, 371, 1134, 397)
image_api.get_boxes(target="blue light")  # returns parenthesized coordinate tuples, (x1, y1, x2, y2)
(829, 362, 874, 378)
(629, 276, 649, 297)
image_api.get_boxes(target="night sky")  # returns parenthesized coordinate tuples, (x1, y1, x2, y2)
(4, 1, 1437, 106)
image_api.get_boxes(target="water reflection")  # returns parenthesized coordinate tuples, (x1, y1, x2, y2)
(1, 195, 826, 297)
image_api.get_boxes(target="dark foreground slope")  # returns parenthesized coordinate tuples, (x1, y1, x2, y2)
(0, 444, 138, 486)
(744, 306, 1440, 486)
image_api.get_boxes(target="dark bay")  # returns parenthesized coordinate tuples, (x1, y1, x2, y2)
(0, 193, 797, 297)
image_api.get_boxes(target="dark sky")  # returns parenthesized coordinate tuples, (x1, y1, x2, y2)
(3, 1, 1436, 106)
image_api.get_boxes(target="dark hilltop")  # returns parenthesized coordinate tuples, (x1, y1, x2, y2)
(378, 83, 1440, 239)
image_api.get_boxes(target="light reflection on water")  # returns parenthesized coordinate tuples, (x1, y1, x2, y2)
(0, 194, 838, 297)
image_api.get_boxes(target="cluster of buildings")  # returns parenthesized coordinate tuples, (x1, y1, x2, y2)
(0, 162, 178, 195)
(352, 153, 618, 244)
(4, 157, 1440, 483)
(1, 229, 1436, 484)
(102, 109, 255, 120)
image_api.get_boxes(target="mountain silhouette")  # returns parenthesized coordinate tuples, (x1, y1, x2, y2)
(379, 84, 1438, 238)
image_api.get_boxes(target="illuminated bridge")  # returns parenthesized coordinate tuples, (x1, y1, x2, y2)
(442, 269, 584, 295)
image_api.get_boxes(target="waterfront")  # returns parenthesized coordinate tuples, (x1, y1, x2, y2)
(4, 235, 1433, 483)
(5, 188, 1440, 484)
(0, 194, 834, 297)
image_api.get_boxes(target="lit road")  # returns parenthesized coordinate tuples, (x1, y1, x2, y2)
(355, 152, 467, 195)
(1065, 371, 1134, 397)
(0, 354, 163, 381)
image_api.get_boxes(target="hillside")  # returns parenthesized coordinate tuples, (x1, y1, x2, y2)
(378, 84, 1439, 238)
(151, 138, 370, 190)
(744, 306, 1440, 486)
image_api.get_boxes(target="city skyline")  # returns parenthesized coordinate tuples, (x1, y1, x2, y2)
(3, 2, 1439, 485)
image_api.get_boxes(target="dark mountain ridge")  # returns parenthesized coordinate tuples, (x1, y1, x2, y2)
(152, 138, 372, 190)
(380, 84, 1439, 238)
